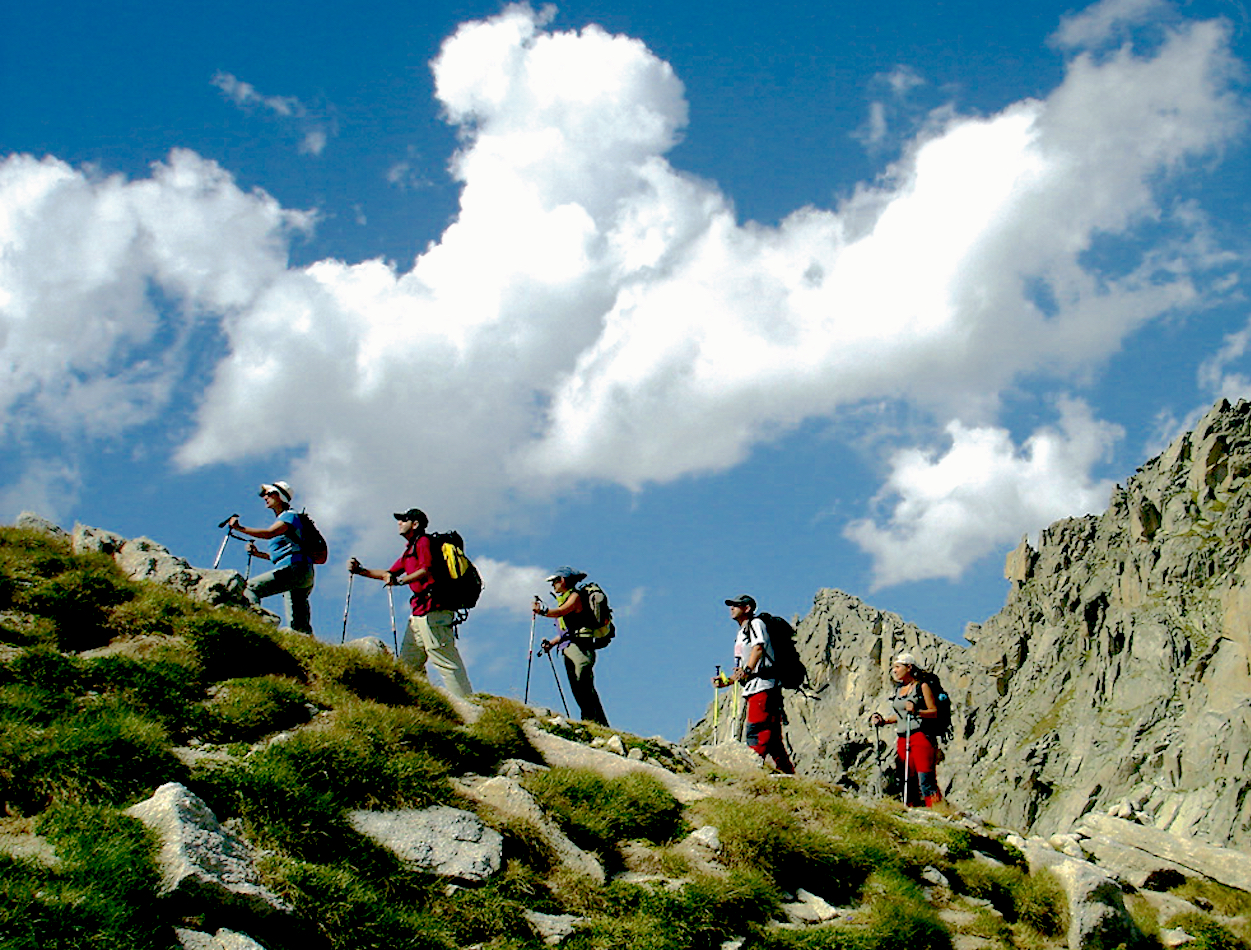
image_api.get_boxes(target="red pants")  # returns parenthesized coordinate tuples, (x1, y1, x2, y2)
(896, 730, 941, 806)
(745, 689, 794, 773)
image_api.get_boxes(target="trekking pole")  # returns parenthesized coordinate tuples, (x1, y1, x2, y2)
(340, 570, 354, 644)
(873, 722, 885, 798)
(524, 609, 537, 704)
(546, 649, 570, 717)
(903, 713, 912, 806)
(244, 546, 254, 582)
(387, 585, 399, 656)
(712, 673, 720, 742)
(212, 515, 238, 569)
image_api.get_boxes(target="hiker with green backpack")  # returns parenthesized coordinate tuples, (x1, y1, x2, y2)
(718, 594, 795, 774)
(348, 507, 476, 699)
(869, 652, 945, 807)
(227, 481, 315, 636)
(532, 566, 611, 726)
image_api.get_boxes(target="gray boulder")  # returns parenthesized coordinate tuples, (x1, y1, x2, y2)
(344, 636, 392, 658)
(174, 929, 267, 950)
(124, 783, 289, 918)
(453, 775, 604, 883)
(15, 511, 67, 538)
(1021, 839, 1141, 950)
(1077, 813, 1251, 892)
(347, 806, 502, 882)
(524, 910, 580, 945)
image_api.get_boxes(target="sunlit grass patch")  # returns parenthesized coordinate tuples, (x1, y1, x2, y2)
(1165, 911, 1248, 950)
(269, 858, 456, 950)
(201, 675, 313, 743)
(692, 794, 897, 905)
(568, 873, 778, 950)
(950, 860, 1066, 938)
(84, 653, 207, 737)
(0, 703, 180, 815)
(288, 634, 456, 714)
(0, 801, 164, 950)
(522, 767, 684, 858)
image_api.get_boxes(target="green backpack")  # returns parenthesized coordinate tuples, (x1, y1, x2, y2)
(578, 581, 615, 649)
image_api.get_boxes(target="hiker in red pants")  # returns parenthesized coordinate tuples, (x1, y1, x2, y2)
(719, 594, 795, 774)
(870, 653, 943, 807)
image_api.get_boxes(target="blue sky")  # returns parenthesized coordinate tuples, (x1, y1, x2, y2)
(4, 0, 1251, 739)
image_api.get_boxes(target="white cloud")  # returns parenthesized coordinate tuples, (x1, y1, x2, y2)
(212, 72, 336, 156)
(1052, 0, 1173, 50)
(0, 150, 311, 439)
(845, 400, 1122, 589)
(1, 3, 1246, 587)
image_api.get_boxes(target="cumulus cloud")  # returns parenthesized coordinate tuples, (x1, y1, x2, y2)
(845, 400, 1122, 589)
(1, 2, 1246, 589)
(0, 150, 311, 439)
(212, 72, 337, 155)
(1052, 0, 1174, 50)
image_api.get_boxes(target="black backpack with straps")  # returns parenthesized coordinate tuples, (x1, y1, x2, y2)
(757, 613, 807, 689)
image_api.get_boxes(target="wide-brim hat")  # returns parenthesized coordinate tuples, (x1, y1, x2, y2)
(259, 481, 292, 502)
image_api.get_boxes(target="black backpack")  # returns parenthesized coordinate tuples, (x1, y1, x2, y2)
(296, 512, 329, 565)
(426, 530, 484, 613)
(914, 669, 953, 742)
(757, 613, 807, 689)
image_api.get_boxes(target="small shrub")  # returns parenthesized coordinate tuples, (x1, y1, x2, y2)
(201, 676, 312, 743)
(522, 767, 683, 856)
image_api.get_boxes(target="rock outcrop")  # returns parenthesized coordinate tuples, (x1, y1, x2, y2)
(696, 398, 1251, 849)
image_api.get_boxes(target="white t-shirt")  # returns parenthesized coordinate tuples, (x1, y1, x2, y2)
(735, 616, 776, 697)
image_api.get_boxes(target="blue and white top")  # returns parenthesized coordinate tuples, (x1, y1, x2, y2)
(268, 510, 306, 569)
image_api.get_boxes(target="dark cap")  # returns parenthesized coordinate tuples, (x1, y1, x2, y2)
(393, 508, 428, 528)
(724, 594, 756, 610)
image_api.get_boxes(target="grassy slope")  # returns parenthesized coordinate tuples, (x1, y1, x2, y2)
(0, 526, 1243, 950)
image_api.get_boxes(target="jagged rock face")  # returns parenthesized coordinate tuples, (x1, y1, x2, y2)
(779, 399, 1251, 847)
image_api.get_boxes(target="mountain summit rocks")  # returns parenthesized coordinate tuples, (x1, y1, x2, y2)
(778, 398, 1251, 848)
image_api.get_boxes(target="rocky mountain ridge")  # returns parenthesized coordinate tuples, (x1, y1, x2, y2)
(740, 397, 1251, 849)
(5, 506, 1251, 949)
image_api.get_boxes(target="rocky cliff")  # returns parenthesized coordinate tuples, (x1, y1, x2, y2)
(714, 398, 1251, 848)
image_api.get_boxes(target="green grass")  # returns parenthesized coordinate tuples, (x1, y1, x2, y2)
(951, 860, 1067, 937)
(522, 767, 684, 859)
(201, 675, 313, 743)
(692, 787, 899, 905)
(0, 801, 164, 950)
(1164, 912, 1250, 950)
